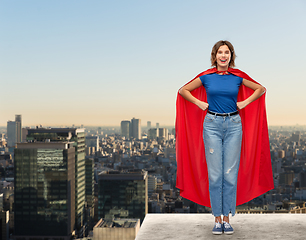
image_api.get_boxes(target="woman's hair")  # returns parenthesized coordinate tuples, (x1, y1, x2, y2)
(210, 40, 236, 68)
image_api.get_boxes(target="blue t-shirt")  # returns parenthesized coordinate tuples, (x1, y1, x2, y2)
(199, 73, 243, 113)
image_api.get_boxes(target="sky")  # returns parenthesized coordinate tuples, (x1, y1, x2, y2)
(1, 0, 306, 127)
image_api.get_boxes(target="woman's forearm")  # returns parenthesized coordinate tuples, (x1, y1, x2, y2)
(237, 85, 265, 109)
(245, 87, 265, 105)
(179, 88, 201, 105)
(179, 88, 209, 111)
(179, 78, 209, 111)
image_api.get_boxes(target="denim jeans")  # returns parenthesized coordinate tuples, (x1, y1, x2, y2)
(203, 112, 242, 217)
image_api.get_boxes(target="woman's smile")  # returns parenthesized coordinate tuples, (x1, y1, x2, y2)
(216, 45, 231, 69)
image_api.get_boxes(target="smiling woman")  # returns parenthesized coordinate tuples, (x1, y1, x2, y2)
(210, 40, 236, 69)
(176, 40, 273, 235)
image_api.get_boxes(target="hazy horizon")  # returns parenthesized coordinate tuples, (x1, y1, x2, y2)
(1, 123, 306, 129)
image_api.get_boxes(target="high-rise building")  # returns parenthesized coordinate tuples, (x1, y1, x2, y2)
(156, 123, 159, 129)
(131, 118, 141, 139)
(85, 158, 95, 231)
(14, 142, 75, 239)
(279, 171, 294, 185)
(299, 171, 306, 188)
(7, 121, 17, 148)
(6, 114, 22, 148)
(272, 159, 282, 174)
(85, 136, 99, 153)
(158, 128, 169, 140)
(147, 121, 151, 129)
(98, 169, 148, 223)
(15, 115, 22, 143)
(22, 127, 29, 142)
(147, 175, 157, 197)
(121, 121, 130, 139)
(148, 128, 159, 140)
(26, 128, 86, 234)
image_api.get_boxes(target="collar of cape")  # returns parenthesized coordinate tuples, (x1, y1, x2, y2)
(194, 67, 254, 80)
(175, 67, 274, 207)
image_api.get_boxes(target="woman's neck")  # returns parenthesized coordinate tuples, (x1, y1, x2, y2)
(216, 66, 230, 75)
(217, 66, 228, 71)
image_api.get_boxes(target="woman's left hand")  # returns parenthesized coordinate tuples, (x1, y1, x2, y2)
(237, 79, 265, 110)
(237, 101, 248, 110)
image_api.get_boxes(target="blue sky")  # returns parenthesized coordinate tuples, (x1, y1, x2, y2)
(1, 0, 306, 126)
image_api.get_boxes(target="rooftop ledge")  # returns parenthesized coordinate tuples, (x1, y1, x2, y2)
(135, 213, 306, 240)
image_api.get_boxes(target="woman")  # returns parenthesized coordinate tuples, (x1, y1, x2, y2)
(176, 40, 273, 235)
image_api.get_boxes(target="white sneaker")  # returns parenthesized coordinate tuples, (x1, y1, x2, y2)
(212, 221, 222, 235)
(223, 221, 234, 234)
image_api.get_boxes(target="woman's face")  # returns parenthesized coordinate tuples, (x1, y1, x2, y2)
(216, 45, 231, 69)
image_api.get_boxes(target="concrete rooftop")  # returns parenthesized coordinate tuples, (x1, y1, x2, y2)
(135, 213, 306, 240)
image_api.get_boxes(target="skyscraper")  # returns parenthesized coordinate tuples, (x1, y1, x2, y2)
(14, 142, 75, 239)
(6, 114, 22, 148)
(22, 127, 29, 142)
(26, 128, 86, 234)
(7, 121, 17, 148)
(85, 158, 94, 231)
(158, 128, 169, 140)
(98, 169, 148, 223)
(147, 121, 151, 129)
(15, 114, 22, 143)
(148, 128, 159, 140)
(131, 118, 141, 139)
(121, 121, 130, 139)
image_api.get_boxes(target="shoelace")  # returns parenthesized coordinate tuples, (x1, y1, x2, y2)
(223, 222, 231, 229)
(215, 222, 222, 228)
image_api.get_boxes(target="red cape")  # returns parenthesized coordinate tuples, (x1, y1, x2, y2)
(175, 68, 274, 207)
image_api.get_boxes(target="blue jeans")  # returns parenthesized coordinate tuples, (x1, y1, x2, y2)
(203, 112, 242, 217)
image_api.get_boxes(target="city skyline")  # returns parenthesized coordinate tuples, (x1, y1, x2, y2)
(1, 1, 306, 126)
(2, 110, 306, 238)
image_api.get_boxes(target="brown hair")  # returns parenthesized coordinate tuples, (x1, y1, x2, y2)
(210, 40, 236, 68)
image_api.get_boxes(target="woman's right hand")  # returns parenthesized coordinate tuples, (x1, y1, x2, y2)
(196, 100, 209, 111)
(179, 78, 208, 111)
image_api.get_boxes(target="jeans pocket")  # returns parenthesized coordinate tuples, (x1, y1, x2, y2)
(205, 114, 216, 122)
(230, 114, 241, 123)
